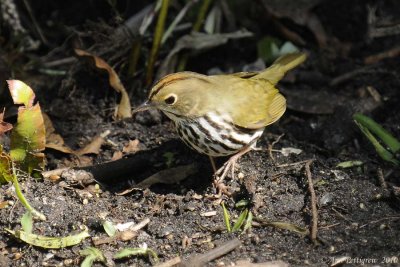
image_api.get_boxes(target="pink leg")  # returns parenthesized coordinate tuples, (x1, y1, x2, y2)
(210, 146, 253, 196)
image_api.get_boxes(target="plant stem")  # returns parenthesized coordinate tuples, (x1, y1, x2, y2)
(11, 165, 46, 220)
(146, 0, 170, 85)
(177, 0, 213, 71)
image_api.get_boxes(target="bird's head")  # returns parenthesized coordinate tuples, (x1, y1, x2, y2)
(133, 72, 212, 117)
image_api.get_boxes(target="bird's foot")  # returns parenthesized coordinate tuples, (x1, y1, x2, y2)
(212, 180, 232, 197)
(211, 146, 252, 197)
(214, 154, 239, 183)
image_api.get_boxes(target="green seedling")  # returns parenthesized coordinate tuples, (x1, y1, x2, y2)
(221, 201, 253, 233)
(163, 152, 175, 168)
(114, 247, 159, 263)
(21, 211, 33, 234)
(0, 80, 47, 219)
(80, 247, 106, 267)
(336, 160, 364, 168)
(6, 226, 90, 249)
(103, 220, 117, 237)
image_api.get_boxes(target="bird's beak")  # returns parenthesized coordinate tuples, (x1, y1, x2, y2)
(132, 101, 156, 114)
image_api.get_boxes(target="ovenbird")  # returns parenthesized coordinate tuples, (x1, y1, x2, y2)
(134, 53, 306, 184)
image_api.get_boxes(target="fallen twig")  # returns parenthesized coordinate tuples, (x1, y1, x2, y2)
(183, 238, 241, 267)
(330, 66, 374, 86)
(377, 167, 387, 189)
(305, 160, 318, 243)
(277, 159, 310, 168)
(253, 218, 308, 236)
(359, 215, 400, 228)
(92, 218, 150, 245)
(154, 256, 182, 267)
(364, 46, 400, 65)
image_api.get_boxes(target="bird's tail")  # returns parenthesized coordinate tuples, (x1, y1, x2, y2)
(253, 52, 307, 85)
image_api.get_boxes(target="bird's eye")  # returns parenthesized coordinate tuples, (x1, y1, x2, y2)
(164, 94, 177, 105)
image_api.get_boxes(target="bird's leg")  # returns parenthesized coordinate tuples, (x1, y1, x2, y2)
(208, 156, 230, 196)
(208, 156, 217, 173)
(214, 145, 253, 183)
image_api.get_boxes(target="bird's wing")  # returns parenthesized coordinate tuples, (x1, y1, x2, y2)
(210, 77, 286, 129)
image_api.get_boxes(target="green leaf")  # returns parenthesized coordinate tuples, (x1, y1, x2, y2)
(243, 211, 253, 232)
(103, 220, 117, 237)
(21, 212, 33, 234)
(336, 160, 364, 168)
(7, 80, 35, 108)
(10, 103, 46, 173)
(235, 199, 249, 209)
(221, 202, 231, 233)
(6, 227, 90, 249)
(114, 247, 159, 263)
(80, 247, 105, 267)
(257, 36, 281, 63)
(232, 209, 248, 232)
(163, 152, 175, 168)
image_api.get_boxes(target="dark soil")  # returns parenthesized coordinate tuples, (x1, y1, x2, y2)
(1, 1, 399, 266)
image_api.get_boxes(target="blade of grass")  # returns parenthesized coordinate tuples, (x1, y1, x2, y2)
(193, 0, 213, 32)
(127, 40, 142, 77)
(232, 209, 248, 232)
(221, 202, 231, 233)
(354, 113, 400, 153)
(177, 0, 213, 71)
(162, 0, 196, 45)
(146, 0, 170, 85)
(355, 120, 399, 165)
(243, 211, 253, 232)
(21, 211, 33, 233)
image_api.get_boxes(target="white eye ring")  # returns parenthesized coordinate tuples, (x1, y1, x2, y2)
(164, 94, 177, 105)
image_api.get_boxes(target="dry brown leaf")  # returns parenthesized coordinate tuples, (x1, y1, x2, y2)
(74, 48, 132, 120)
(122, 139, 140, 154)
(0, 201, 9, 209)
(73, 155, 93, 167)
(111, 151, 123, 161)
(0, 109, 12, 135)
(75, 131, 110, 156)
(43, 113, 74, 154)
